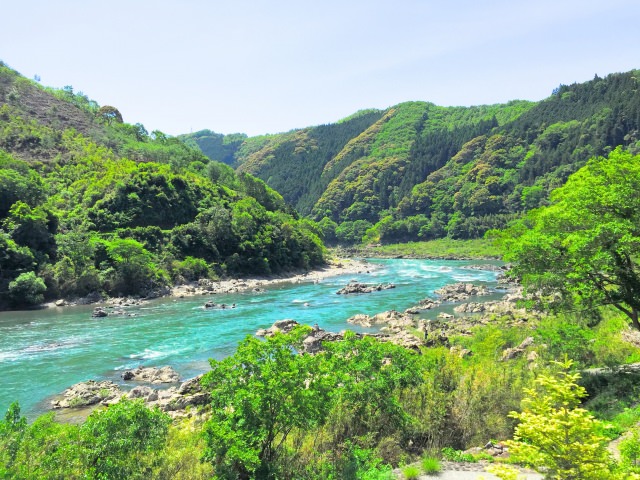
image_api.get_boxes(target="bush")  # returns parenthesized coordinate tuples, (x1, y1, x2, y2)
(8, 271, 46, 307)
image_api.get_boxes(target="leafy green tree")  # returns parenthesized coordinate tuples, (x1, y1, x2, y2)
(201, 327, 334, 479)
(506, 359, 614, 479)
(8, 271, 46, 307)
(102, 237, 163, 295)
(0, 402, 27, 475)
(80, 398, 170, 480)
(497, 148, 640, 329)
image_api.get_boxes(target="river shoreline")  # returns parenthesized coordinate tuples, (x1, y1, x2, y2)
(43, 257, 374, 310)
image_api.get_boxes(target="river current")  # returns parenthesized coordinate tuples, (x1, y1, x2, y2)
(0, 258, 502, 417)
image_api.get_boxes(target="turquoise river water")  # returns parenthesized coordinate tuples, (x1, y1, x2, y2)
(0, 258, 503, 417)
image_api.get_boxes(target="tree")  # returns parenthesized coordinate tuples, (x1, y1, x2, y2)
(8, 271, 46, 307)
(102, 238, 161, 295)
(80, 398, 170, 479)
(497, 148, 640, 329)
(96, 105, 123, 125)
(505, 360, 614, 479)
(201, 327, 334, 479)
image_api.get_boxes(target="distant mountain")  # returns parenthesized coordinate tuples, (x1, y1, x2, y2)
(0, 62, 324, 308)
(185, 70, 640, 243)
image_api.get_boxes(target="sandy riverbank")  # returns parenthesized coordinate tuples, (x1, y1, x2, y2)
(170, 257, 375, 298)
(44, 258, 375, 309)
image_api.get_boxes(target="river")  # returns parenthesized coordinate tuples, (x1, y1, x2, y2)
(0, 258, 503, 417)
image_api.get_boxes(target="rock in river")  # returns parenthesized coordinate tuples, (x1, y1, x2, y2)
(120, 365, 181, 384)
(336, 281, 395, 295)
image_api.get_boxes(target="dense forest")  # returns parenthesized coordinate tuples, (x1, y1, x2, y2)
(183, 70, 640, 244)
(0, 62, 324, 309)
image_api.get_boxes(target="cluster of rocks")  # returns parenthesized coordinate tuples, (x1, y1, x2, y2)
(501, 336, 535, 361)
(51, 367, 208, 418)
(91, 306, 137, 318)
(348, 310, 414, 331)
(434, 282, 490, 302)
(125, 375, 210, 414)
(336, 281, 395, 295)
(51, 380, 122, 409)
(203, 301, 236, 309)
(405, 298, 440, 314)
(256, 319, 300, 337)
(256, 318, 423, 353)
(120, 365, 181, 383)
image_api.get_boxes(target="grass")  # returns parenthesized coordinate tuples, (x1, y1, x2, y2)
(421, 455, 441, 475)
(357, 238, 502, 260)
(401, 465, 421, 479)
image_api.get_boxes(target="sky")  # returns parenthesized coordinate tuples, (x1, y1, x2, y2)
(2, 0, 639, 137)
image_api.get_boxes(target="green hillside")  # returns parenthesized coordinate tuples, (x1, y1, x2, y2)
(0, 62, 324, 309)
(185, 71, 640, 244)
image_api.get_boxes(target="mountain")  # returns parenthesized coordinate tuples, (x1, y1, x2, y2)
(0, 62, 324, 308)
(184, 70, 640, 244)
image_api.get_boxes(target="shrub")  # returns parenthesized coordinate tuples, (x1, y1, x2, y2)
(8, 271, 46, 307)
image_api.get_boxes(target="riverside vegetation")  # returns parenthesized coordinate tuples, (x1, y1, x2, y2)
(2, 60, 640, 478)
(0, 62, 323, 309)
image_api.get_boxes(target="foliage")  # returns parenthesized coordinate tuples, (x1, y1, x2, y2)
(506, 359, 614, 479)
(420, 455, 441, 474)
(80, 398, 171, 479)
(0, 398, 170, 480)
(0, 65, 325, 307)
(441, 447, 476, 462)
(497, 148, 640, 329)
(484, 464, 525, 480)
(189, 70, 640, 244)
(8, 271, 46, 306)
(356, 238, 501, 259)
(620, 429, 640, 470)
(201, 329, 422, 479)
(401, 464, 420, 479)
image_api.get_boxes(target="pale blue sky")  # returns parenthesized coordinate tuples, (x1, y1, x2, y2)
(2, 0, 639, 137)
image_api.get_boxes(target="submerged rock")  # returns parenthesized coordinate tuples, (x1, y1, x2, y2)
(91, 307, 108, 318)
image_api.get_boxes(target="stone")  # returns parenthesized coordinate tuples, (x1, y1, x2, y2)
(51, 380, 122, 409)
(434, 282, 490, 302)
(336, 282, 395, 295)
(91, 307, 108, 318)
(256, 319, 300, 337)
(55, 299, 66, 307)
(120, 366, 181, 383)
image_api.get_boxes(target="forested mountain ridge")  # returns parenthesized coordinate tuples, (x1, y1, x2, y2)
(184, 70, 640, 244)
(0, 62, 324, 309)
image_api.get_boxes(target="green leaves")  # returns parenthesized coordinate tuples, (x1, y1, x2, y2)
(201, 329, 422, 478)
(498, 148, 640, 328)
(507, 360, 614, 479)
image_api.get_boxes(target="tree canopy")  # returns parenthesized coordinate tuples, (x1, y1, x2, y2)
(497, 148, 640, 329)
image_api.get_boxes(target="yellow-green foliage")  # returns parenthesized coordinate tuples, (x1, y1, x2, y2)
(506, 359, 614, 479)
